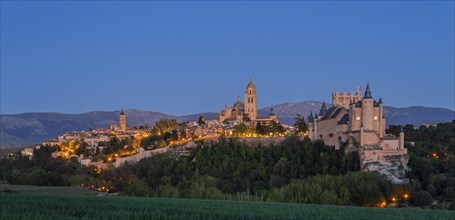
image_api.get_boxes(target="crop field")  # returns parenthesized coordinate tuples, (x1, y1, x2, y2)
(1, 186, 454, 220)
(0, 184, 98, 196)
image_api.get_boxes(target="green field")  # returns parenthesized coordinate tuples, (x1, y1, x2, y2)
(1, 185, 454, 220)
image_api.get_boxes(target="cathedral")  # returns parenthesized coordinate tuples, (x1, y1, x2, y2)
(219, 79, 278, 124)
(307, 83, 409, 183)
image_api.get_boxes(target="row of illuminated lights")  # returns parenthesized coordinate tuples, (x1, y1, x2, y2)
(379, 194, 409, 208)
(81, 184, 114, 192)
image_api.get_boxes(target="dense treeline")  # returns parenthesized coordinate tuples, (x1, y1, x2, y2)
(124, 137, 362, 199)
(388, 120, 455, 148)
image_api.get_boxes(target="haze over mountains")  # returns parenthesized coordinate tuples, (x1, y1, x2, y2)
(1, 101, 454, 149)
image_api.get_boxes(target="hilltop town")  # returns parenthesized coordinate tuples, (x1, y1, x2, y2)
(14, 79, 408, 183)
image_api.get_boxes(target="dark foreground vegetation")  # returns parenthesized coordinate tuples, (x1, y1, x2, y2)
(1, 192, 454, 220)
(1, 121, 454, 210)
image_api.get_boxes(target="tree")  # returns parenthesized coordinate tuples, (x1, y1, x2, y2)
(242, 114, 251, 123)
(170, 129, 179, 141)
(344, 172, 384, 206)
(411, 190, 433, 206)
(75, 142, 89, 156)
(198, 113, 205, 125)
(256, 122, 265, 135)
(233, 123, 249, 136)
(294, 114, 308, 134)
(123, 178, 150, 197)
(180, 129, 187, 139)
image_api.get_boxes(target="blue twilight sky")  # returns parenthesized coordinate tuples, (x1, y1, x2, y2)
(1, 1, 454, 115)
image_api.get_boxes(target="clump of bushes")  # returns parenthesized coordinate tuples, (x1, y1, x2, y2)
(411, 190, 433, 206)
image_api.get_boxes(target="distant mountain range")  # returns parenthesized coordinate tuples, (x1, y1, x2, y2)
(1, 101, 453, 149)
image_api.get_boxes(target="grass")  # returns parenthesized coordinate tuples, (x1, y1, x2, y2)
(1, 185, 454, 220)
(0, 184, 98, 196)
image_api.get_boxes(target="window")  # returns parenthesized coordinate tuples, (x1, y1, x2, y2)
(356, 117, 360, 121)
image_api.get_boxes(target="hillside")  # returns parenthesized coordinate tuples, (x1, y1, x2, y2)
(1, 101, 453, 148)
(0, 132, 34, 149)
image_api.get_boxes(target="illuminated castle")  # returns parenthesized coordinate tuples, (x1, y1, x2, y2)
(308, 83, 408, 183)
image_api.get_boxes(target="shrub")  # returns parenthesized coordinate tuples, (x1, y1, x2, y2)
(449, 201, 455, 210)
(443, 187, 455, 201)
(411, 190, 433, 206)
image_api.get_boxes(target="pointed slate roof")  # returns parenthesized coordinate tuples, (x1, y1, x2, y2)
(307, 112, 314, 123)
(363, 82, 372, 99)
(319, 100, 328, 116)
(119, 109, 125, 116)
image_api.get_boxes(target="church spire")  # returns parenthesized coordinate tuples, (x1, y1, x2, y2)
(379, 96, 383, 104)
(269, 105, 275, 116)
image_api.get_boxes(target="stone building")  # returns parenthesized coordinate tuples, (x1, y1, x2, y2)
(219, 79, 278, 124)
(308, 83, 409, 183)
(119, 110, 126, 131)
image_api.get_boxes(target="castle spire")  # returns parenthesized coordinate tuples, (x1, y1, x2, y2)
(319, 100, 328, 117)
(379, 96, 383, 104)
(308, 112, 314, 123)
(363, 82, 372, 99)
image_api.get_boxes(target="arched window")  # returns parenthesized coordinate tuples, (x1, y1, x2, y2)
(251, 97, 254, 103)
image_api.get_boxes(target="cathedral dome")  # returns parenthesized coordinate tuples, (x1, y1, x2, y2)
(234, 100, 244, 109)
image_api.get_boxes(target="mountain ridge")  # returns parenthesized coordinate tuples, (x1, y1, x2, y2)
(1, 101, 454, 148)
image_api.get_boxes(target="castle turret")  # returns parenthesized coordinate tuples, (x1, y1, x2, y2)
(399, 127, 404, 149)
(307, 112, 314, 123)
(244, 79, 258, 120)
(361, 83, 374, 131)
(319, 100, 328, 117)
(378, 97, 384, 137)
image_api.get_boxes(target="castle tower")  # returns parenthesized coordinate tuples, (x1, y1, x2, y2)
(244, 79, 258, 120)
(119, 109, 126, 131)
(332, 91, 362, 108)
(361, 83, 374, 131)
